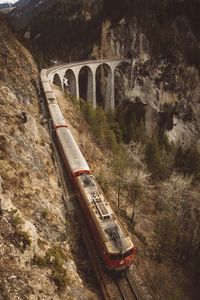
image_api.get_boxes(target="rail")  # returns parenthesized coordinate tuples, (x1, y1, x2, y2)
(116, 272, 141, 300)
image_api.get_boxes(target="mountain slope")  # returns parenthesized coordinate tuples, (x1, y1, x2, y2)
(0, 15, 99, 299)
(0, 3, 13, 10)
(8, 0, 58, 30)
(26, 0, 102, 63)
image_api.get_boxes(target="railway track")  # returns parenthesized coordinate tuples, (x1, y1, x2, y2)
(82, 221, 143, 300)
(39, 83, 150, 300)
(116, 272, 140, 300)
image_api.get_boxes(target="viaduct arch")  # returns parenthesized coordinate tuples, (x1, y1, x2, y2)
(48, 59, 131, 111)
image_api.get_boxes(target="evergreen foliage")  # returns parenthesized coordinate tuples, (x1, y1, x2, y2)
(116, 104, 146, 144)
(33, 245, 69, 291)
(111, 146, 129, 207)
(128, 178, 144, 223)
(28, 0, 102, 63)
(79, 100, 118, 151)
(145, 136, 167, 181)
(175, 146, 200, 181)
(80, 95, 200, 184)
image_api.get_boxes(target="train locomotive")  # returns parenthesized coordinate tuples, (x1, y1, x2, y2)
(40, 69, 136, 271)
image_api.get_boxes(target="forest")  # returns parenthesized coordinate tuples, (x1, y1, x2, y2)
(79, 98, 200, 288)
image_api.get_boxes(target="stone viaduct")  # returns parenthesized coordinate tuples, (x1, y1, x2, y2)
(47, 59, 130, 111)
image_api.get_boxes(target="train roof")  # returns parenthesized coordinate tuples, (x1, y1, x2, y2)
(41, 80, 52, 93)
(45, 92, 57, 103)
(76, 174, 133, 255)
(40, 69, 48, 82)
(48, 103, 67, 128)
(56, 127, 90, 175)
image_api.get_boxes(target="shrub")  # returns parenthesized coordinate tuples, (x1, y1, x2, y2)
(33, 245, 69, 291)
(32, 254, 48, 267)
(80, 100, 118, 151)
(11, 213, 22, 227)
(41, 209, 49, 219)
(11, 230, 31, 252)
(51, 268, 68, 291)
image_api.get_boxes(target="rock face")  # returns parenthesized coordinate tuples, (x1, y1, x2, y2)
(7, 0, 56, 30)
(92, 13, 200, 149)
(8, 0, 103, 31)
(0, 16, 99, 299)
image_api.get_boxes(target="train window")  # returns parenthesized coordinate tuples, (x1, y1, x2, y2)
(110, 254, 118, 260)
(110, 249, 133, 260)
(123, 249, 133, 258)
(103, 215, 111, 220)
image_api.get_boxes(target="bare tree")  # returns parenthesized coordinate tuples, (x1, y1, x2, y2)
(128, 178, 144, 224)
(158, 173, 200, 272)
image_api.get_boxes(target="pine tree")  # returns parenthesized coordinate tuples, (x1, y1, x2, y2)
(93, 107, 108, 143)
(80, 100, 95, 126)
(145, 136, 167, 180)
(175, 146, 185, 172)
(128, 178, 144, 224)
(185, 147, 200, 180)
(134, 120, 146, 143)
(112, 146, 129, 208)
(105, 129, 117, 151)
(126, 111, 137, 143)
(112, 122, 123, 143)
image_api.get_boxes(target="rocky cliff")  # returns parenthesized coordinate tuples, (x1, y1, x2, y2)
(93, 9, 200, 149)
(16, 0, 200, 149)
(0, 15, 99, 299)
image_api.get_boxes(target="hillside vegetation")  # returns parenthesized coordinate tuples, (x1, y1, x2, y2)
(0, 15, 99, 299)
(54, 81, 200, 299)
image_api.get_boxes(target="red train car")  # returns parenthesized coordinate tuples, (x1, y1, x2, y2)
(40, 69, 136, 271)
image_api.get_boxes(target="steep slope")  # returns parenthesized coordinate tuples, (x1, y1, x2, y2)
(0, 15, 99, 299)
(0, 3, 13, 10)
(8, 0, 200, 149)
(7, 0, 102, 33)
(94, 0, 200, 149)
(7, 0, 57, 30)
(7, 0, 102, 62)
(51, 84, 199, 300)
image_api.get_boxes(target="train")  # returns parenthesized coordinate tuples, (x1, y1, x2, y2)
(40, 69, 136, 271)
